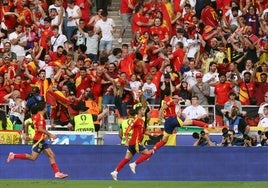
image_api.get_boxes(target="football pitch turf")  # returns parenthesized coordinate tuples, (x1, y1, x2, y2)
(0, 180, 268, 188)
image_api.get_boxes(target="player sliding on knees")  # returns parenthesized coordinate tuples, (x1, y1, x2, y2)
(6, 101, 68, 179)
(111, 106, 153, 181)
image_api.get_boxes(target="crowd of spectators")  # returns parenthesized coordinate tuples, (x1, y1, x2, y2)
(0, 0, 268, 145)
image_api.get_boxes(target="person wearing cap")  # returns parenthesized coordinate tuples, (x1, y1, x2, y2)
(191, 72, 210, 105)
(67, 101, 108, 132)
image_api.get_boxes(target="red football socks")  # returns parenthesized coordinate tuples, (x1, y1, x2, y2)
(153, 140, 166, 151)
(51, 163, 60, 173)
(192, 120, 208, 128)
(14, 154, 27, 159)
(135, 154, 151, 165)
(115, 158, 130, 172)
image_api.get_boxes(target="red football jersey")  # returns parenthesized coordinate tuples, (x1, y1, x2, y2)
(32, 113, 46, 141)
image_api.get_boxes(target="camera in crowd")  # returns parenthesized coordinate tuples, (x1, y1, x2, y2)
(257, 130, 268, 138)
(257, 130, 268, 146)
(192, 130, 207, 146)
(222, 127, 229, 138)
(192, 130, 205, 139)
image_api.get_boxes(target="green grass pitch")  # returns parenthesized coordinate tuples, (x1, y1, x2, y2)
(0, 180, 268, 188)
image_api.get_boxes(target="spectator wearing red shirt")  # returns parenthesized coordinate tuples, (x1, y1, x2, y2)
(76, 0, 91, 24)
(118, 0, 138, 43)
(200, 0, 218, 28)
(254, 72, 268, 106)
(49, 46, 67, 65)
(214, 73, 233, 105)
(0, 0, 17, 30)
(182, 3, 195, 24)
(0, 54, 18, 78)
(89, 62, 103, 104)
(17, 4, 33, 28)
(35, 17, 54, 56)
(75, 67, 91, 98)
(118, 49, 135, 79)
(236, 71, 255, 105)
(149, 17, 169, 44)
(132, 4, 153, 35)
(168, 41, 186, 73)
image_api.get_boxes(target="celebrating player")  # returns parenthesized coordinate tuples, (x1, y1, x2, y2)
(110, 106, 153, 181)
(6, 101, 68, 179)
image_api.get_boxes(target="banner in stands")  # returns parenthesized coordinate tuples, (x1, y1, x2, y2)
(0, 131, 21, 144)
(46, 131, 96, 145)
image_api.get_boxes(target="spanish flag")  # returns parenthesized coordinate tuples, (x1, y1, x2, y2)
(46, 90, 71, 107)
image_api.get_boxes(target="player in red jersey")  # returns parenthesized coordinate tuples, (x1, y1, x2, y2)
(110, 106, 153, 181)
(6, 101, 68, 179)
(152, 91, 208, 152)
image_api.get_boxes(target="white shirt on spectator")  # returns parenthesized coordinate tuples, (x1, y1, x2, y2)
(9, 32, 26, 57)
(49, 4, 66, 17)
(258, 102, 268, 118)
(183, 70, 201, 87)
(142, 82, 157, 99)
(170, 35, 188, 52)
(85, 33, 99, 55)
(51, 34, 68, 52)
(129, 81, 142, 91)
(258, 117, 268, 128)
(186, 38, 200, 59)
(51, 16, 63, 35)
(95, 18, 116, 41)
(66, 5, 80, 27)
(182, 105, 207, 119)
(202, 72, 219, 97)
(38, 60, 54, 79)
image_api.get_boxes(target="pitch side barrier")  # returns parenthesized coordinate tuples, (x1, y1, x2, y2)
(1, 145, 268, 181)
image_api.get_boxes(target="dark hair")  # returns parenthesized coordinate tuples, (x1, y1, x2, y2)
(80, 67, 87, 71)
(0, 110, 7, 130)
(78, 44, 87, 53)
(191, 95, 199, 100)
(44, 17, 52, 23)
(38, 69, 46, 76)
(101, 11, 108, 17)
(36, 101, 46, 112)
(243, 71, 252, 77)
(209, 61, 217, 67)
(112, 48, 122, 56)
